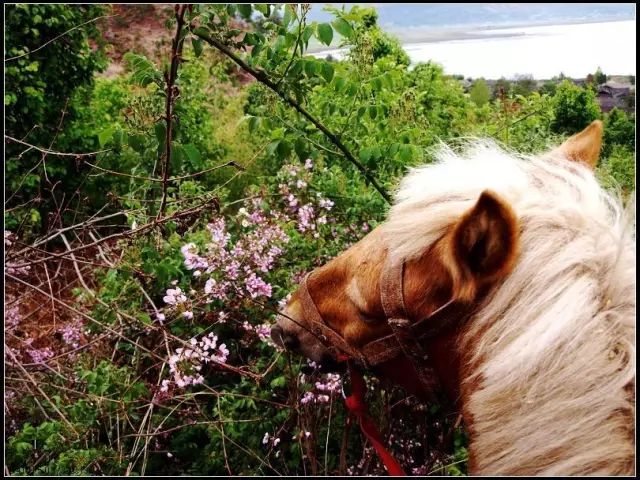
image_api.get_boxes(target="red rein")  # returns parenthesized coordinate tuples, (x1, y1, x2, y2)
(339, 355, 406, 476)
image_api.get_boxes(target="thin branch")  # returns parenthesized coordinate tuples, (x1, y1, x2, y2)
(193, 30, 391, 204)
(158, 4, 188, 218)
(7, 196, 219, 268)
(5, 135, 111, 157)
(5, 347, 80, 437)
(4, 14, 117, 62)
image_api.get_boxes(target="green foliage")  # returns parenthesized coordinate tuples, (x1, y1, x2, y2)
(4, 4, 107, 138)
(4, 4, 107, 233)
(594, 66, 607, 86)
(469, 78, 491, 106)
(538, 80, 557, 96)
(492, 77, 512, 99)
(603, 107, 635, 157)
(551, 80, 601, 135)
(513, 74, 537, 97)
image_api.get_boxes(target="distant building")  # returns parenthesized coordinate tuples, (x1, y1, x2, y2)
(597, 82, 632, 113)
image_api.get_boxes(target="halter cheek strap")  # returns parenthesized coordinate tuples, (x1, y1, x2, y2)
(379, 257, 441, 402)
(298, 273, 368, 364)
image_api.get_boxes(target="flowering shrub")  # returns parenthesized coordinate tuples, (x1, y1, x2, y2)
(161, 332, 230, 393)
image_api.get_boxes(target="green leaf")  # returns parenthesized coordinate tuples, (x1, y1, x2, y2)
(154, 122, 167, 147)
(294, 137, 307, 160)
(123, 52, 162, 87)
(267, 140, 280, 157)
(182, 144, 201, 165)
(137, 313, 152, 325)
(332, 18, 353, 39)
(270, 376, 286, 388)
(172, 143, 184, 169)
(276, 139, 292, 159)
(398, 144, 414, 163)
(368, 105, 378, 120)
(192, 37, 203, 57)
(237, 4, 252, 20)
(113, 129, 124, 149)
(255, 4, 269, 16)
(316, 23, 333, 46)
(251, 43, 263, 58)
(192, 26, 210, 38)
(247, 115, 261, 133)
(304, 59, 316, 77)
(98, 126, 115, 147)
(320, 62, 334, 83)
(289, 59, 303, 76)
(128, 134, 146, 153)
(333, 76, 346, 93)
(302, 25, 314, 44)
(283, 4, 293, 29)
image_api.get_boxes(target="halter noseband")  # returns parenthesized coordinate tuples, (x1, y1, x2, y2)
(298, 255, 470, 400)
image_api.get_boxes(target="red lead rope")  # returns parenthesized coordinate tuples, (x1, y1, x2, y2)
(339, 356, 407, 476)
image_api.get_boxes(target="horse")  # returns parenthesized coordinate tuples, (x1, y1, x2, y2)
(271, 121, 636, 476)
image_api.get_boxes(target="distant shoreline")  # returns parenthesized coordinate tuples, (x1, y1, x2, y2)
(307, 17, 635, 54)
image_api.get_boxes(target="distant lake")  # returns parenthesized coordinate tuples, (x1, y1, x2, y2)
(311, 20, 636, 79)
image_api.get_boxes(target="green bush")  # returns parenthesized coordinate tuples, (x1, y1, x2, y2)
(550, 80, 601, 135)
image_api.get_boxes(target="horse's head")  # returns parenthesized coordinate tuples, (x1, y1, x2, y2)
(271, 189, 520, 367)
(272, 121, 604, 373)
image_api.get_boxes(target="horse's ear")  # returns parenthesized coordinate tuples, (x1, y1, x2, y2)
(553, 120, 604, 169)
(448, 190, 519, 299)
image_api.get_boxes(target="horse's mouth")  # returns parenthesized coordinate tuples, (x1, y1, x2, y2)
(318, 355, 347, 374)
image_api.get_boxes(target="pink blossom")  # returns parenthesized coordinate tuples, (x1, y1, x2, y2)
(163, 287, 187, 305)
(5, 305, 20, 328)
(245, 272, 272, 298)
(59, 320, 83, 348)
(27, 347, 54, 364)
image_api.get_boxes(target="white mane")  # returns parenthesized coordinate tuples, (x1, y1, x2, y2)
(385, 141, 636, 475)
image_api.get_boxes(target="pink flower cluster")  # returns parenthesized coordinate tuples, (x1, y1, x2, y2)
(27, 346, 54, 364)
(276, 162, 336, 238)
(161, 281, 195, 320)
(161, 332, 230, 392)
(5, 304, 20, 329)
(299, 370, 342, 405)
(179, 200, 289, 305)
(242, 321, 275, 346)
(59, 319, 84, 348)
(4, 231, 31, 276)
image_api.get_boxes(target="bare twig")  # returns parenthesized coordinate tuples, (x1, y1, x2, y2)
(7, 196, 219, 268)
(60, 233, 96, 297)
(5, 135, 111, 157)
(5, 347, 80, 437)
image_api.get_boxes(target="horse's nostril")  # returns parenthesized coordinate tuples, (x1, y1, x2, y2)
(283, 334, 299, 350)
(270, 326, 284, 347)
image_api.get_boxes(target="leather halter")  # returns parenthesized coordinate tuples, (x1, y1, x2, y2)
(298, 255, 470, 399)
